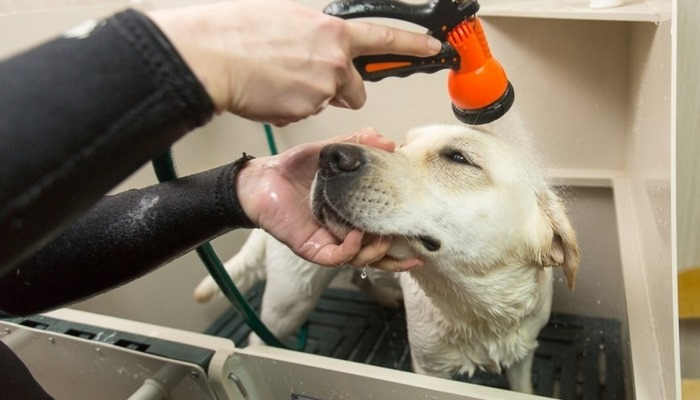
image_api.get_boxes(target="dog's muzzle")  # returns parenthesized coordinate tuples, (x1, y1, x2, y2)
(313, 144, 442, 252)
(312, 143, 369, 235)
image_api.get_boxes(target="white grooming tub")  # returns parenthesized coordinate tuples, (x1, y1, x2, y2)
(0, 0, 682, 399)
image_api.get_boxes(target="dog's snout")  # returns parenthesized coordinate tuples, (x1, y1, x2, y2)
(319, 144, 366, 177)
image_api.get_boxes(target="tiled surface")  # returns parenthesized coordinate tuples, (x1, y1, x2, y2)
(207, 282, 625, 399)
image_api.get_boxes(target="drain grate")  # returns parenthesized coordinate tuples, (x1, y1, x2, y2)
(205, 282, 625, 399)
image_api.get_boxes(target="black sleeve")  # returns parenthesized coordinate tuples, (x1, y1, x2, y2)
(0, 156, 257, 317)
(0, 9, 215, 273)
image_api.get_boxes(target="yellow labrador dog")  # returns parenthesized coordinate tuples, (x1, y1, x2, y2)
(195, 125, 579, 394)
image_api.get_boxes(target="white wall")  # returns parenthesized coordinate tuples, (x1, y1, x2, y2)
(676, 0, 700, 383)
(677, 0, 700, 272)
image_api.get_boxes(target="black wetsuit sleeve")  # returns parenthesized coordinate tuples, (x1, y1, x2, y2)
(0, 9, 215, 272)
(0, 156, 257, 316)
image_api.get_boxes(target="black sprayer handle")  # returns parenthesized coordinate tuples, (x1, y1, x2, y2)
(324, 0, 479, 41)
(352, 42, 459, 82)
(324, 0, 480, 82)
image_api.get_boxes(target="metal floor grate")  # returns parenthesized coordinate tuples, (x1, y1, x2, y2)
(205, 282, 625, 399)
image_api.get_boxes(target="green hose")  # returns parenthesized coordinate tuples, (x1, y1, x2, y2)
(152, 148, 287, 349)
(264, 123, 278, 155)
(152, 124, 312, 350)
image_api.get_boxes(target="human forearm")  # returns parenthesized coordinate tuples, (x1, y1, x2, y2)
(0, 9, 215, 273)
(147, 0, 441, 125)
(0, 158, 255, 317)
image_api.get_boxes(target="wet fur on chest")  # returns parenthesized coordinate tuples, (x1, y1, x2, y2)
(400, 264, 553, 377)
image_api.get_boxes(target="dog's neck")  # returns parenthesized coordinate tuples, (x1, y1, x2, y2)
(407, 259, 546, 333)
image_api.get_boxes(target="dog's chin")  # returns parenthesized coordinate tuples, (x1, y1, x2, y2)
(313, 197, 441, 254)
(312, 175, 384, 242)
(312, 200, 355, 241)
(313, 198, 385, 248)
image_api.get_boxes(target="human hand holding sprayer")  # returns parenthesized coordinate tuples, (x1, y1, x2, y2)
(146, 0, 437, 269)
(149, 0, 442, 126)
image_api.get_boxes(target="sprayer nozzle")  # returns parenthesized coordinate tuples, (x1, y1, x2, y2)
(452, 81, 514, 125)
(447, 17, 514, 125)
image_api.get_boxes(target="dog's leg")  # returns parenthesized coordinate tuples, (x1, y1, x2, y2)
(352, 269, 403, 309)
(194, 229, 268, 303)
(505, 350, 535, 394)
(248, 238, 340, 346)
(409, 350, 452, 380)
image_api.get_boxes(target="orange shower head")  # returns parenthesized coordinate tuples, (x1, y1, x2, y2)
(446, 17, 514, 124)
(325, 0, 514, 125)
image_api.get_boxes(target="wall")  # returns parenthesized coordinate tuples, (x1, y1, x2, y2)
(676, 0, 700, 272)
(622, 18, 673, 399)
(676, 0, 700, 383)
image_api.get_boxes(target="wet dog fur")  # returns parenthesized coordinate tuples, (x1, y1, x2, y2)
(194, 124, 579, 394)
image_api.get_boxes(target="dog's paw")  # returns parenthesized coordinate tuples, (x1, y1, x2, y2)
(193, 276, 219, 303)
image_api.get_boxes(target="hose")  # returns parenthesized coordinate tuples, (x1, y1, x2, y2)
(152, 124, 311, 350)
(151, 147, 287, 349)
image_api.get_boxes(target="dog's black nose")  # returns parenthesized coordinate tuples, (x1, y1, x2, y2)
(319, 144, 366, 177)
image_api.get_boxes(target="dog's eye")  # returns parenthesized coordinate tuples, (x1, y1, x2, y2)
(450, 152, 468, 164)
(442, 150, 478, 168)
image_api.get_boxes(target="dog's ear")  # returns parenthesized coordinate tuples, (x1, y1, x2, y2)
(538, 190, 580, 290)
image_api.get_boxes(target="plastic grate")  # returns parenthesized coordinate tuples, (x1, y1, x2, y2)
(205, 282, 625, 399)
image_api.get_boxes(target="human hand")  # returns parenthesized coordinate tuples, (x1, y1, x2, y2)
(148, 0, 441, 126)
(235, 128, 424, 271)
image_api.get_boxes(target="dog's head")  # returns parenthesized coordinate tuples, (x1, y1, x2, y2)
(311, 125, 579, 289)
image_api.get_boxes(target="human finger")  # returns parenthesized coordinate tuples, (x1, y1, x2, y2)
(280, 128, 395, 173)
(295, 127, 394, 152)
(345, 127, 396, 151)
(346, 21, 442, 57)
(348, 235, 393, 267)
(329, 68, 367, 110)
(305, 229, 364, 266)
(371, 256, 424, 273)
